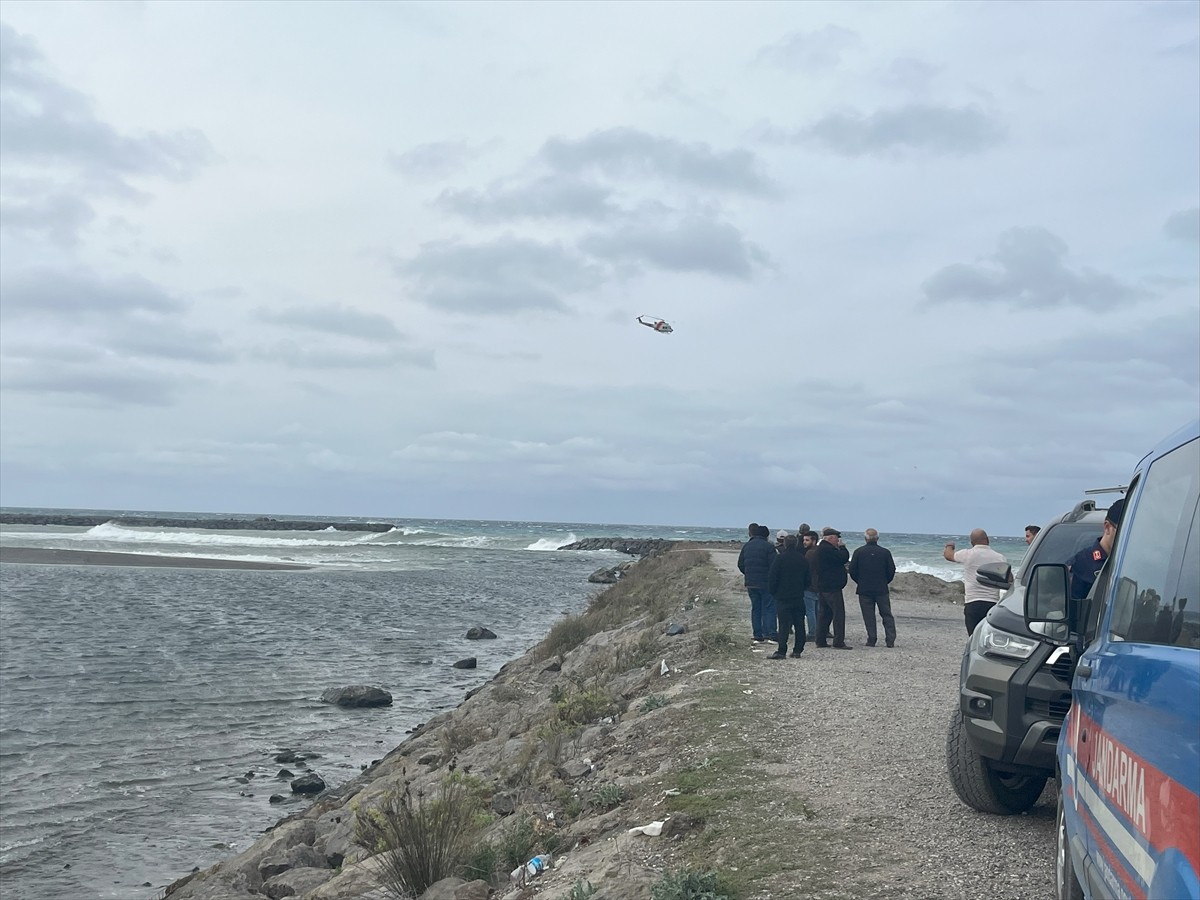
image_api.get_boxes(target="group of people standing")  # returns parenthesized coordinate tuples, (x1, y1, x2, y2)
(737, 523, 898, 660)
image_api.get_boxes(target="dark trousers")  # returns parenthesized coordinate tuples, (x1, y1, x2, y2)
(858, 591, 896, 645)
(776, 603, 807, 654)
(817, 589, 847, 646)
(964, 601, 996, 635)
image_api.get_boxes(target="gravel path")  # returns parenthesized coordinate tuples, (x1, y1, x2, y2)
(706, 550, 1055, 900)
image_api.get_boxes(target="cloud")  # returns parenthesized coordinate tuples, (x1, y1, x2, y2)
(104, 319, 233, 364)
(882, 57, 942, 93)
(257, 304, 406, 343)
(0, 23, 216, 190)
(0, 266, 183, 317)
(579, 215, 769, 279)
(922, 227, 1143, 310)
(386, 139, 493, 181)
(1, 358, 181, 406)
(1163, 207, 1200, 245)
(540, 127, 776, 195)
(391, 431, 707, 492)
(396, 236, 603, 313)
(251, 340, 434, 370)
(755, 26, 861, 71)
(0, 23, 216, 249)
(0, 181, 95, 247)
(791, 103, 1005, 157)
(437, 174, 617, 222)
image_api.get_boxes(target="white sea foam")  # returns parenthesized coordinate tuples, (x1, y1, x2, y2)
(896, 561, 960, 582)
(71, 522, 379, 549)
(525, 533, 578, 551)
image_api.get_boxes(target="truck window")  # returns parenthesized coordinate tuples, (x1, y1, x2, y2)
(1171, 501, 1200, 648)
(1108, 438, 1200, 646)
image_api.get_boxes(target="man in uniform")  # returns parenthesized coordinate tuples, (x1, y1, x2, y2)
(1069, 499, 1125, 601)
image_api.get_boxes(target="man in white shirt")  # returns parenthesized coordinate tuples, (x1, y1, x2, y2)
(943, 529, 1008, 634)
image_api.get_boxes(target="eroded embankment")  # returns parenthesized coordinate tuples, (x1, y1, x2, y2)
(161, 552, 986, 900)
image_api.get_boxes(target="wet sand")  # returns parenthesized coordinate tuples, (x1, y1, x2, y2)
(0, 547, 310, 570)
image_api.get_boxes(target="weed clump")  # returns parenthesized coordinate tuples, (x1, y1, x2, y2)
(355, 777, 485, 897)
(651, 868, 737, 900)
(533, 550, 716, 661)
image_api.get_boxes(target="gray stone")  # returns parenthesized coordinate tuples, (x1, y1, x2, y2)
(419, 876, 474, 900)
(666, 623, 687, 635)
(557, 758, 592, 780)
(306, 854, 396, 899)
(314, 808, 358, 867)
(588, 566, 620, 584)
(290, 773, 326, 795)
(490, 793, 516, 816)
(451, 657, 477, 669)
(454, 880, 491, 900)
(258, 855, 290, 880)
(320, 686, 393, 708)
(262, 866, 335, 899)
(465, 626, 497, 640)
(285, 843, 326, 869)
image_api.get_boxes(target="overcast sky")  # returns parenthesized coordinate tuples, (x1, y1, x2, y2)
(1, 0, 1197, 535)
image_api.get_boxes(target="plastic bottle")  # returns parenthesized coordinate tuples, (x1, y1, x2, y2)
(525, 854, 552, 877)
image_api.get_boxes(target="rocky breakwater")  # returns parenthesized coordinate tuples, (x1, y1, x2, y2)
(557, 537, 676, 556)
(0, 513, 395, 532)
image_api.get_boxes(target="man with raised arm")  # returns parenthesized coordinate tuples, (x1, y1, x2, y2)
(944, 529, 1007, 634)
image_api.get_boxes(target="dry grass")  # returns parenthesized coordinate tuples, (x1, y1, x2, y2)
(533, 551, 716, 662)
(355, 776, 487, 898)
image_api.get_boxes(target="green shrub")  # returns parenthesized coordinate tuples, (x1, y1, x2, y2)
(495, 815, 537, 871)
(462, 843, 498, 883)
(355, 778, 485, 898)
(537, 615, 595, 660)
(640, 693, 669, 712)
(588, 783, 624, 811)
(570, 880, 598, 899)
(650, 868, 737, 900)
(697, 626, 735, 652)
(555, 687, 617, 725)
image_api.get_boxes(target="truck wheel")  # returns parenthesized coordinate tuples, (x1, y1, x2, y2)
(1056, 787, 1085, 900)
(946, 707, 1048, 815)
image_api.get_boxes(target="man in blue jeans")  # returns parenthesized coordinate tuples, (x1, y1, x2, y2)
(800, 530, 820, 642)
(737, 523, 777, 642)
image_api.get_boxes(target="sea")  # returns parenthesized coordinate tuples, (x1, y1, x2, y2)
(0, 508, 1028, 900)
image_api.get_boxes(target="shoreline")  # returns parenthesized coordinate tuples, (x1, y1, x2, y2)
(0, 547, 311, 570)
(159, 551, 1027, 900)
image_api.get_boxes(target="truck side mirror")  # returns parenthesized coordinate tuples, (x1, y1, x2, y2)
(1024, 563, 1071, 642)
(976, 561, 1013, 591)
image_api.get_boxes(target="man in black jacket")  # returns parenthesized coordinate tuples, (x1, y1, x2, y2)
(848, 528, 898, 647)
(813, 526, 852, 649)
(767, 534, 810, 658)
(736, 523, 777, 643)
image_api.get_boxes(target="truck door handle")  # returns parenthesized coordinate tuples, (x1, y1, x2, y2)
(1076, 663, 1093, 677)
